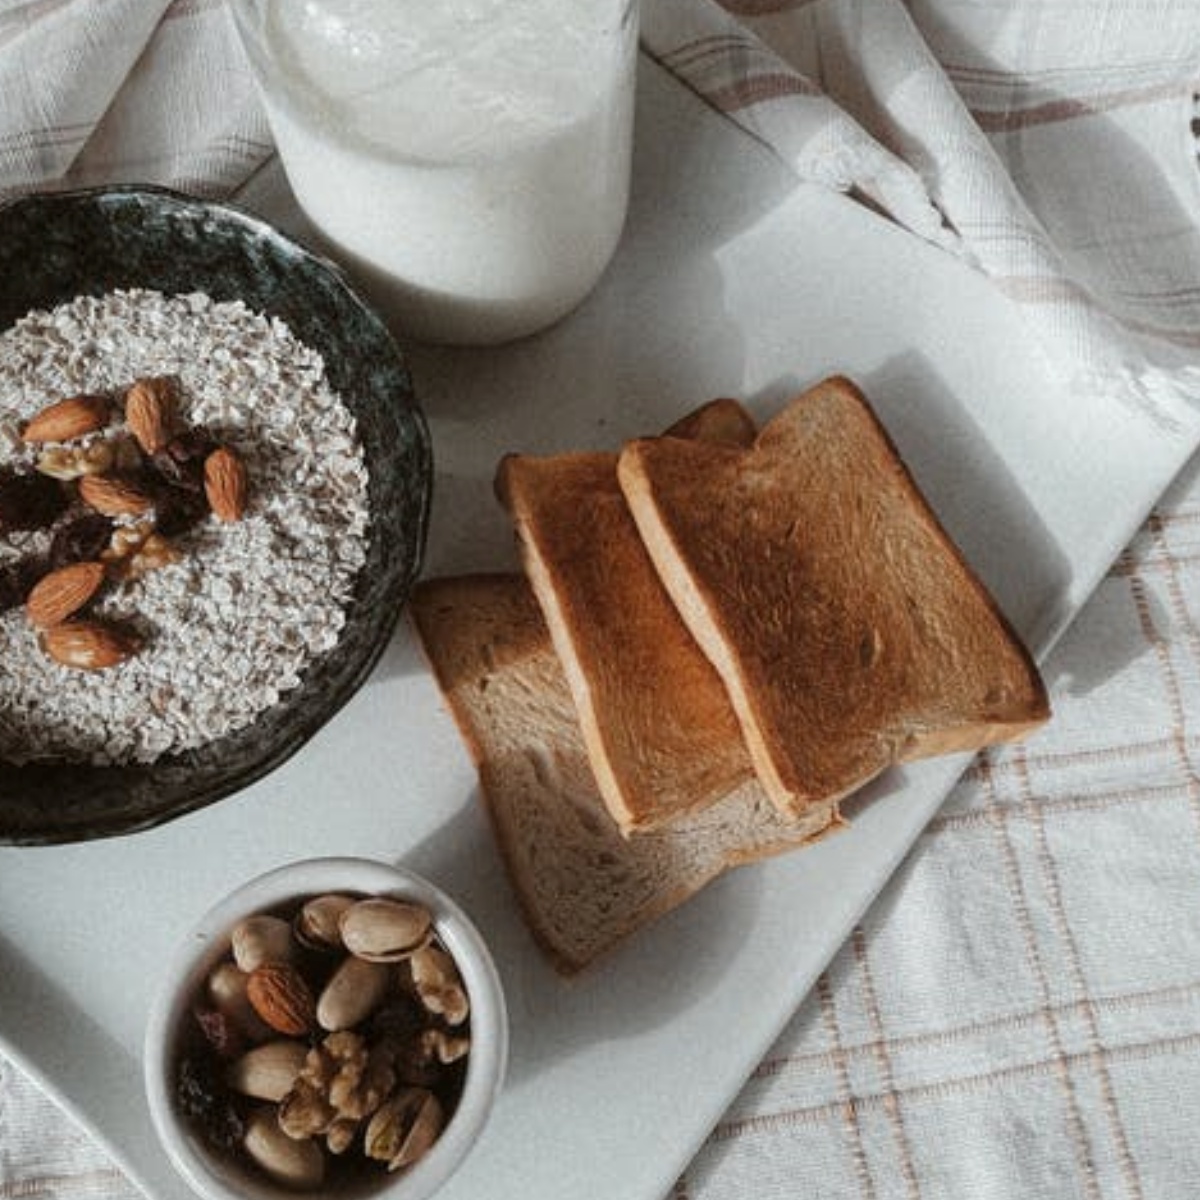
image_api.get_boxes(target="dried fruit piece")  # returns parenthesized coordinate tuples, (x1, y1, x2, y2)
(246, 963, 317, 1036)
(48, 514, 114, 569)
(40, 618, 140, 671)
(124, 376, 176, 454)
(151, 429, 215, 492)
(25, 560, 105, 628)
(0, 558, 46, 613)
(78, 472, 154, 518)
(21, 393, 110, 443)
(176, 1053, 246, 1155)
(203, 445, 249, 522)
(151, 482, 208, 538)
(0, 469, 67, 533)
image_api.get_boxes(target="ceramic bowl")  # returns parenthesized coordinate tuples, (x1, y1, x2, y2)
(0, 186, 432, 844)
(144, 857, 508, 1200)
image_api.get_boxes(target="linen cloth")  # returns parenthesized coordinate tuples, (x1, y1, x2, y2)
(2, 1, 1200, 1198)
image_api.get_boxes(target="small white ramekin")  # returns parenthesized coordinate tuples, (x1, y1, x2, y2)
(144, 857, 507, 1200)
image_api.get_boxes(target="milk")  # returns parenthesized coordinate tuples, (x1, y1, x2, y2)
(249, 0, 638, 344)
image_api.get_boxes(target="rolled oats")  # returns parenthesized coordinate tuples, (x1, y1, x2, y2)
(0, 289, 371, 765)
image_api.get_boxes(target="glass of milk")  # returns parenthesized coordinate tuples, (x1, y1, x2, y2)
(232, 0, 640, 345)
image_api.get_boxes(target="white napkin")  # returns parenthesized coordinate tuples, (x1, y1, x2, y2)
(643, 0, 1200, 426)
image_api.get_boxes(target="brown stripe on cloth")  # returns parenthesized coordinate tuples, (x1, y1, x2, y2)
(971, 81, 1187, 132)
(750, 978, 1200, 1080)
(715, 1032, 1200, 1139)
(1019, 746, 1147, 1199)
(718, 0, 823, 14)
(851, 926, 922, 1198)
(980, 756, 1103, 1199)
(931, 779, 1191, 833)
(0, 1168, 129, 1197)
(707, 70, 821, 112)
(658, 32, 761, 72)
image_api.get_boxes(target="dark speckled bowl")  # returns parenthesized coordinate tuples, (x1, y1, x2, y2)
(0, 186, 432, 845)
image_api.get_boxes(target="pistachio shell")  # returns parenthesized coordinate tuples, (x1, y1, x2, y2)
(294, 893, 355, 951)
(316, 956, 391, 1032)
(205, 962, 274, 1041)
(364, 1088, 444, 1172)
(244, 1107, 325, 1190)
(231, 915, 296, 973)
(226, 1040, 309, 1102)
(339, 898, 432, 963)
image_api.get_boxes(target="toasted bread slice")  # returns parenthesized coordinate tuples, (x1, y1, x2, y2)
(494, 399, 757, 835)
(618, 376, 1050, 816)
(409, 573, 841, 974)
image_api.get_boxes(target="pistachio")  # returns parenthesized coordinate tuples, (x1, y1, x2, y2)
(364, 1087, 444, 1173)
(294, 893, 354, 951)
(243, 1106, 325, 1191)
(230, 914, 296, 973)
(205, 962, 274, 1041)
(226, 1040, 309, 1102)
(409, 943, 470, 1025)
(339, 898, 432, 964)
(317, 956, 391, 1032)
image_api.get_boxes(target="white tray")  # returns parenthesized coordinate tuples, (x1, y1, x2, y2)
(3, 58, 1199, 1200)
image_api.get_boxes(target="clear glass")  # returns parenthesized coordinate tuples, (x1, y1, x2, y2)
(232, 0, 640, 345)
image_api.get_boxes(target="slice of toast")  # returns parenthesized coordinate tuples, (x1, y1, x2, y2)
(618, 376, 1050, 816)
(408, 573, 841, 974)
(494, 400, 757, 835)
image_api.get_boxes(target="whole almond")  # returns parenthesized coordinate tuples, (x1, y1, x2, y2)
(40, 619, 140, 671)
(25, 561, 105, 628)
(123, 377, 175, 454)
(246, 963, 316, 1036)
(21, 394, 110, 443)
(203, 446, 248, 522)
(78, 473, 154, 518)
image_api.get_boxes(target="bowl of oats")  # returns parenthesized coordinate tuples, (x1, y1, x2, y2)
(0, 186, 432, 843)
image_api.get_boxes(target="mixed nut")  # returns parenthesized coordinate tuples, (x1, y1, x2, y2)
(176, 893, 471, 1191)
(0, 376, 249, 669)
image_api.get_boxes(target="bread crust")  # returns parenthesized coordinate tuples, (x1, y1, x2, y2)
(618, 376, 1050, 816)
(494, 400, 758, 835)
(409, 574, 840, 974)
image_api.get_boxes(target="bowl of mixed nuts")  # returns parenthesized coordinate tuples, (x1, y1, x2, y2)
(144, 857, 508, 1200)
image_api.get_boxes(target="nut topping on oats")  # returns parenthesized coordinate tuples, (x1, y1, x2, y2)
(41, 618, 140, 671)
(203, 445, 248, 523)
(78, 471, 155, 518)
(0, 288, 369, 765)
(20, 393, 111, 443)
(25, 560, 105, 628)
(123, 376, 176, 454)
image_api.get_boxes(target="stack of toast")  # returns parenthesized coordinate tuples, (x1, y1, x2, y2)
(410, 376, 1049, 973)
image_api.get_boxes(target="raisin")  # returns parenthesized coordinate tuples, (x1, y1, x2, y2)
(0, 470, 67, 533)
(48, 513, 114, 568)
(0, 557, 46, 612)
(152, 483, 209, 538)
(151, 429, 215, 492)
(176, 1052, 246, 1155)
(192, 1003, 245, 1060)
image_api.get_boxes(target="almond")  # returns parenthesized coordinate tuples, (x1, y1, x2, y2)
(25, 561, 105, 628)
(246, 963, 317, 1036)
(21, 394, 111, 443)
(123, 377, 175, 454)
(41, 618, 140, 671)
(78, 472, 154, 518)
(204, 446, 248, 523)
